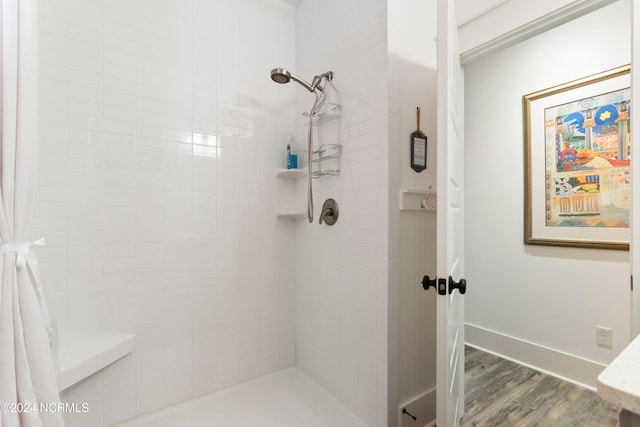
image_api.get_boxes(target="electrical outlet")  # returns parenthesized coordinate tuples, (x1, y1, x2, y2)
(596, 326, 613, 349)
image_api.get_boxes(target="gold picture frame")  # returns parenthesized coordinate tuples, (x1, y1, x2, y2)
(523, 65, 631, 250)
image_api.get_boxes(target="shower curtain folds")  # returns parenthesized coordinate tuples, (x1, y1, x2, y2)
(0, 0, 64, 425)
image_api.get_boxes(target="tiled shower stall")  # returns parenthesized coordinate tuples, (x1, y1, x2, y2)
(34, 0, 394, 426)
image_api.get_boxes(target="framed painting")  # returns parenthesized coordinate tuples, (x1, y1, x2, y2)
(523, 65, 631, 250)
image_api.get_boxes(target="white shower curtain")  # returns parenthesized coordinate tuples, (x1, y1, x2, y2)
(0, 0, 64, 426)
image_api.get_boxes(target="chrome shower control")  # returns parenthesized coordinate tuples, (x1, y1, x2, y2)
(319, 199, 339, 226)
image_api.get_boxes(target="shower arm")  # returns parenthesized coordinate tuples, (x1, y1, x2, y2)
(288, 71, 332, 93)
(288, 74, 315, 92)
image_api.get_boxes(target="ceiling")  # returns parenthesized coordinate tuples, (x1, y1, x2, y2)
(454, 0, 509, 27)
(280, 0, 510, 28)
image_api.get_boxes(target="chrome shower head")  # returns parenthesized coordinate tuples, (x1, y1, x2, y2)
(270, 67, 315, 92)
(271, 68, 291, 84)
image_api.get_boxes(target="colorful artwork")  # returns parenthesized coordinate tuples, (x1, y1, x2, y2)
(544, 88, 631, 228)
(523, 65, 630, 249)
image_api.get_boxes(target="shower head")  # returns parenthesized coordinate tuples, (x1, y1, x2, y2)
(271, 68, 291, 84)
(270, 67, 321, 93)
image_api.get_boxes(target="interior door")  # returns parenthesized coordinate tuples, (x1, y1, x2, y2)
(436, 0, 465, 425)
(632, 0, 640, 338)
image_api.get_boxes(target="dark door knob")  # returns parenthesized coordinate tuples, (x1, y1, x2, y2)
(422, 275, 437, 291)
(448, 276, 466, 294)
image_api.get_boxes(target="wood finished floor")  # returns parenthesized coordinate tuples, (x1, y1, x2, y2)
(461, 346, 618, 427)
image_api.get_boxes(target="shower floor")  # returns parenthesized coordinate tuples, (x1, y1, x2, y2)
(107, 367, 370, 427)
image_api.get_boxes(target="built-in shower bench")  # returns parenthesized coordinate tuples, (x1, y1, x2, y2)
(57, 334, 135, 391)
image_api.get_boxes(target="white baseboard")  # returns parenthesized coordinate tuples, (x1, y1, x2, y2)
(465, 323, 606, 391)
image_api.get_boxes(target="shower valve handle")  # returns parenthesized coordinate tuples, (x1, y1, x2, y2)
(319, 199, 339, 226)
(319, 208, 333, 224)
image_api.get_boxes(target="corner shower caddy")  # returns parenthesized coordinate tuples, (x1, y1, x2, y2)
(275, 101, 341, 219)
(306, 102, 341, 178)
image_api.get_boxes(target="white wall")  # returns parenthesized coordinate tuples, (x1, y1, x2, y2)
(389, 3, 438, 190)
(36, 1, 298, 425)
(294, 1, 389, 426)
(388, 0, 438, 426)
(465, 0, 631, 387)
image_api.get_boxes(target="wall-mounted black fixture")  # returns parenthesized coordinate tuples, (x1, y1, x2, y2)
(411, 107, 427, 172)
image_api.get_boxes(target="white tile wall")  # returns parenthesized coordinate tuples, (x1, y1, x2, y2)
(36, 0, 298, 425)
(295, 1, 390, 426)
